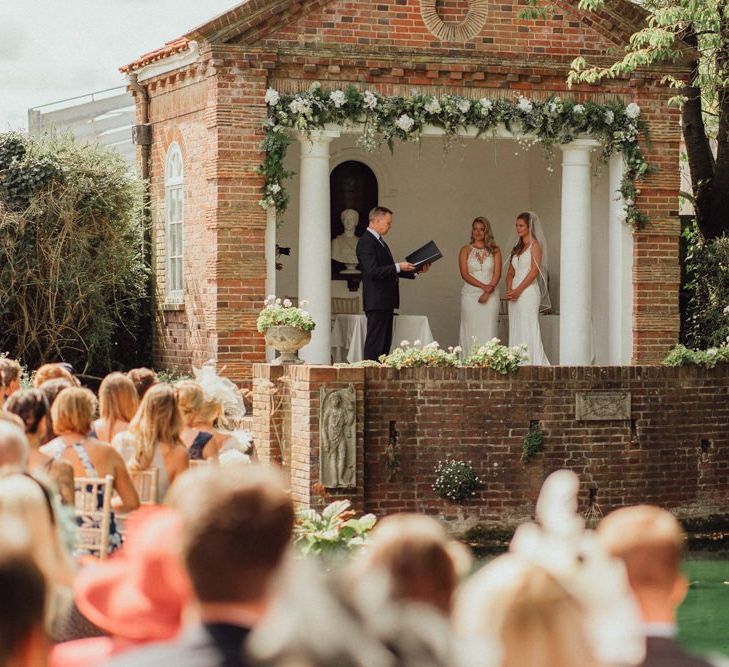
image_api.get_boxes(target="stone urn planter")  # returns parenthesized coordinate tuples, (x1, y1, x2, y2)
(264, 325, 311, 365)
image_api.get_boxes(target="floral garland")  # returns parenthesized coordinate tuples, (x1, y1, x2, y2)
(259, 84, 652, 228)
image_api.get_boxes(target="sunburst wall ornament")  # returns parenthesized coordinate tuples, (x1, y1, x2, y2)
(419, 0, 489, 42)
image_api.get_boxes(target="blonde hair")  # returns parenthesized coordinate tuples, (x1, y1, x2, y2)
(175, 381, 205, 426)
(98, 372, 139, 424)
(0, 474, 74, 624)
(354, 513, 471, 614)
(455, 557, 599, 667)
(598, 505, 684, 593)
(51, 387, 96, 435)
(470, 217, 498, 255)
(127, 384, 183, 471)
(0, 358, 21, 391)
(33, 364, 77, 388)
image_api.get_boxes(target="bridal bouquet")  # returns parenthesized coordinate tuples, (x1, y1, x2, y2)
(462, 338, 528, 374)
(257, 296, 316, 333)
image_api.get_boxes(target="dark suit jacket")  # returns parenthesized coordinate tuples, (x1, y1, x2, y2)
(641, 636, 713, 667)
(356, 229, 414, 312)
(107, 623, 252, 667)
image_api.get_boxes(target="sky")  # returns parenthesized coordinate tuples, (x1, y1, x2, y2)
(0, 0, 238, 131)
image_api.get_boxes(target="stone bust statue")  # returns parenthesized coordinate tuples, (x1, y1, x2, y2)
(331, 209, 360, 273)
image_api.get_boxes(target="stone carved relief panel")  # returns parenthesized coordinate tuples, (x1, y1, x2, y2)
(319, 385, 357, 488)
(419, 0, 489, 42)
(575, 391, 631, 421)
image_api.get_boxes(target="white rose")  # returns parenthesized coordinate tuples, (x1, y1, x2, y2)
(457, 98, 471, 113)
(573, 104, 585, 115)
(604, 109, 615, 125)
(329, 89, 346, 108)
(425, 98, 442, 114)
(517, 96, 533, 113)
(396, 114, 415, 132)
(363, 91, 378, 110)
(264, 88, 280, 106)
(625, 102, 641, 119)
(269, 182, 281, 194)
(480, 98, 493, 111)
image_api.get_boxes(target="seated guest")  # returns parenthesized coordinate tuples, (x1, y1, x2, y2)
(598, 505, 713, 667)
(91, 373, 139, 443)
(0, 420, 29, 470)
(126, 368, 158, 400)
(0, 528, 49, 667)
(33, 363, 79, 388)
(50, 507, 192, 667)
(112, 384, 188, 501)
(6, 389, 75, 505)
(42, 388, 139, 552)
(176, 381, 220, 461)
(108, 465, 295, 667)
(0, 357, 22, 402)
(0, 474, 75, 635)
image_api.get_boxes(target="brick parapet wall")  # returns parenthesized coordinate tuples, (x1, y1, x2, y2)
(253, 364, 729, 531)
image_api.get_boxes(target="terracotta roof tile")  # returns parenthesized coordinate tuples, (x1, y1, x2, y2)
(120, 37, 191, 74)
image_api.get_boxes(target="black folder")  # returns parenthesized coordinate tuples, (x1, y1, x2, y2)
(406, 240, 443, 269)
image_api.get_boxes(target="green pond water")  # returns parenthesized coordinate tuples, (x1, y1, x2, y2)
(679, 555, 729, 656)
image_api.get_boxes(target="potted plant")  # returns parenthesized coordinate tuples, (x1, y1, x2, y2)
(257, 296, 316, 364)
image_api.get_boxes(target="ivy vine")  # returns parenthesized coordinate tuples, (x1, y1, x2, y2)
(259, 84, 653, 228)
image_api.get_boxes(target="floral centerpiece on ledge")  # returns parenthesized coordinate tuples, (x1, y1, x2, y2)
(463, 338, 529, 374)
(257, 296, 315, 365)
(379, 340, 460, 369)
(260, 84, 652, 228)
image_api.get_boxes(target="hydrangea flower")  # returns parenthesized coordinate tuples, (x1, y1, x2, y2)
(425, 97, 442, 114)
(479, 98, 493, 112)
(283, 298, 292, 307)
(396, 114, 415, 132)
(625, 102, 641, 119)
(289, 96, 312, 116)
(457, 98, 471, 113)
(264, 88, 280, 106)
(329, 90, 346, 108)
(573, 104, 585, 115)
(516, 96, 533, 113)
(604, 109, 615, 125)
(269, 182, 281, 194)
(363, 91, 378, 110)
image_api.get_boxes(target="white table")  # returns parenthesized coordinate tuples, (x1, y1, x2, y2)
(497, 314, 560, 364)
(331, 314, 434, 363)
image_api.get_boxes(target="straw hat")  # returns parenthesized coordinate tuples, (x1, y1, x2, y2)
(75, 507, 191, 642)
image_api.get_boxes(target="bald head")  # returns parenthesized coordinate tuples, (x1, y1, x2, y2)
(0, 421, 29, 469)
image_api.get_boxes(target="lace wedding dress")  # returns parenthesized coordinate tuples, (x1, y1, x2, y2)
(508, 246, 550, 365)
(459, 246, 500, 355)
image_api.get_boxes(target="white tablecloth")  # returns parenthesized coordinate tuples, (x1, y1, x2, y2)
(331, 314, 434, 363)
(497, 314, 560, 364)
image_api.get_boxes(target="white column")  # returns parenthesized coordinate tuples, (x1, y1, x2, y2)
(559, 139, 596, 365)
(608, 154, 633, 364)
(265, 207, 277, 362)
(297, 129, 339, 364)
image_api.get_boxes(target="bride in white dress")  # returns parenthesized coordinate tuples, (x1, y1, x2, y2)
(459, 217, 502, 354)
(505, 211, 550, 366)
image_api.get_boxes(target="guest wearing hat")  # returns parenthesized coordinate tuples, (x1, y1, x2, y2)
(50, 507, 192, 667)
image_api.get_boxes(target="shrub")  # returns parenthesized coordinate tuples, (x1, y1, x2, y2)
(663, 343, 729, 368)
(294, 499, 376, 558)
(433, 459, 480, 504)
(257, 296, 315, 333)
(0, 132, 147, 375)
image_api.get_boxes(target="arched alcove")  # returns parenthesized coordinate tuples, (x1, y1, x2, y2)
(330, 160, 378, 240)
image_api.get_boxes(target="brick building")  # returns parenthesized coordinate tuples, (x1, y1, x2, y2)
(122, 0, 686, 382)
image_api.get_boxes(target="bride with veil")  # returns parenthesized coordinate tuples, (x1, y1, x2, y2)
(505, 211, 550, 366)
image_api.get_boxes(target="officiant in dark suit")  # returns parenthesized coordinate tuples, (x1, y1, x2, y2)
(356, 206, 429, 361)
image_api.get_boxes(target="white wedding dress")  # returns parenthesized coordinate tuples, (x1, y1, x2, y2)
(508, 246, 550, 365)
(459, 247, 500, 355)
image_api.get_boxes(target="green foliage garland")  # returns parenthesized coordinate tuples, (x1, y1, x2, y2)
(260, 85, 652, 228)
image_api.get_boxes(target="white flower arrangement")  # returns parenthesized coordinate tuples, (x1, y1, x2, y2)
(463, 338, 529, 373)
(329, 89, 346, 108)
(257, 295, 316, 333)
(260, 86, 652, 228)
(265, 88, 280, 106)
(380, 340, 459, 369)
(625, 102, 641, 119)
(395, 114, 415, 133)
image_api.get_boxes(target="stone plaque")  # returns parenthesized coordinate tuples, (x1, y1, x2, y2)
(575, 391, 631, 421)
(319, 385, 357, 488)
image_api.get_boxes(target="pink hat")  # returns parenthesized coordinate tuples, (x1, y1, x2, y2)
(74, 507, 192, 642)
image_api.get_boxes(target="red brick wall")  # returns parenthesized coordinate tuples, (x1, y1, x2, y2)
(254, 364, 729, 531)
